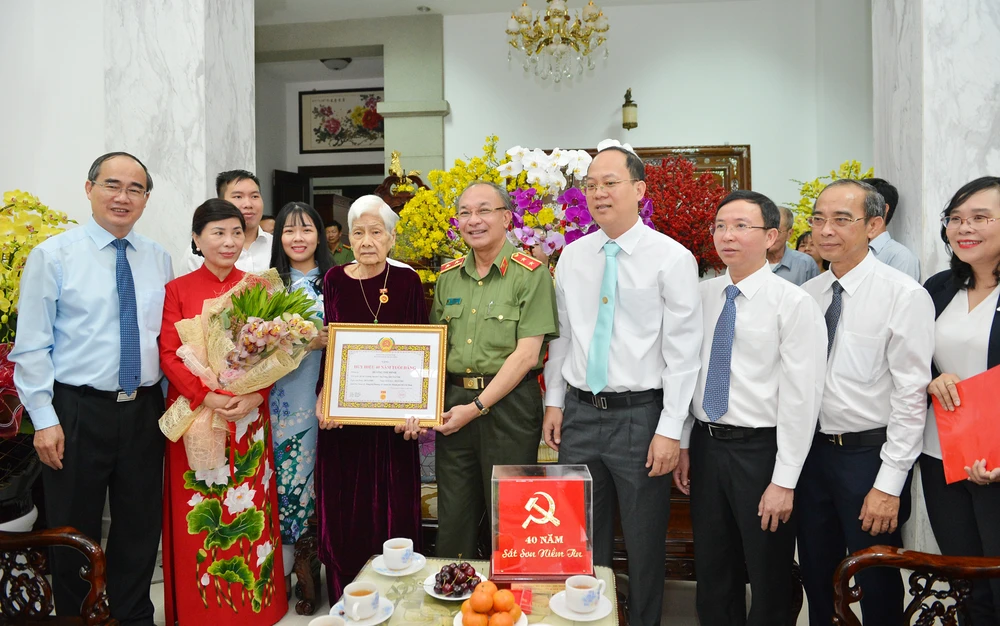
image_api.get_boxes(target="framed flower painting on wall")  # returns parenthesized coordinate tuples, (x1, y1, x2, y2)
(299, 88, 385, 153)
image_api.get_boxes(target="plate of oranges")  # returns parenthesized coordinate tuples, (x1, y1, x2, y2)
(454, 582, 526, 626)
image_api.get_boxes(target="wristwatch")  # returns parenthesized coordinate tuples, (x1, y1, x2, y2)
(473, 396, 490, 416)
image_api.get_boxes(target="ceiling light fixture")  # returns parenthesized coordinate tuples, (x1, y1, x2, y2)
(506, 0, 609, 83)
(321, 58, 352, 71)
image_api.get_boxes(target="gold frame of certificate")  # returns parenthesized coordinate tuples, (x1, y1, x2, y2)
(320, 323, 447, 427)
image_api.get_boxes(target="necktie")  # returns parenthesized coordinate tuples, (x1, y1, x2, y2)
(114, 239, 141, 395)
(586, 241, 622, 393)
(825, 281, 844, 358)
(702, 285, 741, 422)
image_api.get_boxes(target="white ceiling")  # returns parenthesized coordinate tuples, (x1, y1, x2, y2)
(255, 0, 750, 26)
(257, 57, 385, 83)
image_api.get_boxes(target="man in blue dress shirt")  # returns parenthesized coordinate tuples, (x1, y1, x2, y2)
(11, 152, 173, 626)
(767, 207, 821, 285)
(862, 177, 921, 281)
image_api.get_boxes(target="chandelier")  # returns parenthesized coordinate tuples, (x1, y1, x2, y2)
(506, 0, 610, 83)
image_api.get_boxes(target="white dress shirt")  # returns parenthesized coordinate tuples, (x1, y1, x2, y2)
(683, 263, 827, 488)
(11, 218, 174, 429)
(923, 285, 1000, 458)
(185, 227, 274, 274)
(543, 218, 703, 439)
(801, 252, 935, 496)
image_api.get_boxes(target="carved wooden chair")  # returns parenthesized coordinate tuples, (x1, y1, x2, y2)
(832, 545, 1000, 625)
(0, 526, 116, 625)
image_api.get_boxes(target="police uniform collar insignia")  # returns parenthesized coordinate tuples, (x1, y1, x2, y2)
(440, 256, 465, 273)
(500, 256, 509, 277)
(511, 252, 543, 271)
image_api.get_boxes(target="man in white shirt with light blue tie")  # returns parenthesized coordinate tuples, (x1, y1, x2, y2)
(674, 190, 826, 626)
(543, 143, 703, 626)
(797, 179, 934, 626)
(11, 152, 173, 625)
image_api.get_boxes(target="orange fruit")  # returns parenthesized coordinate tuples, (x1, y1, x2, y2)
(463, 612, 488, 626)
(469, 590, 494, 614)
(509, 605, 522, 622)
(489, 611, 514, 626)
(492, 589, 515, 613)
(476, 581, 499, 596)
(461, 600, 473, 615)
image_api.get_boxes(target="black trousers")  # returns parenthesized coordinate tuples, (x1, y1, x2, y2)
(921, 454, 1000, 626)
(43, 383, 165, 626)
(796, 441, 911, 626)
(558, 393, 670, 626)
(689, 425, 794, 626)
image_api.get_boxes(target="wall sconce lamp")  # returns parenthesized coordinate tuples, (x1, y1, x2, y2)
(622, 88, 637, 130)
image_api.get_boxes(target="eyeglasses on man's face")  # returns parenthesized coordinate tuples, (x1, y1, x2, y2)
(941, 215, 998, 230)
(91, 180, 149, 200)
(807, 215, 865, 229)
(709, 223, 768, 236)
(582, 179, 638, 195)
(456, 207, 505, 222)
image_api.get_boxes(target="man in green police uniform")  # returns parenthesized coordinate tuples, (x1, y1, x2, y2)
(327, 220, 355, 265)
(431, 180, 558, 559)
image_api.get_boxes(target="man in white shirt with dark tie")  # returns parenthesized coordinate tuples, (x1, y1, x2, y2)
(797, 179, 935, 626)
(543, 145, 703, 626)
(674, 190, 826, 626)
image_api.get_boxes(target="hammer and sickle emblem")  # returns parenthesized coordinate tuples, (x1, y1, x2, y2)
(521, 491, 561, 529)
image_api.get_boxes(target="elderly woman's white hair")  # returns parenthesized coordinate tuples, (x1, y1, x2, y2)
(347, 195, 399, 233)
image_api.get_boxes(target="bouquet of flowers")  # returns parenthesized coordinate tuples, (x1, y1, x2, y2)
(159, 269, 320, 470)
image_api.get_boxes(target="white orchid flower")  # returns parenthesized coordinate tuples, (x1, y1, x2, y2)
(498, 160, 523, 177)
(550, 147, 571, 167)
(564, 151, 593, 178)
(506, 145, 528, 162)
(596, 139, 636, 154)
(547, 170, 568, 194)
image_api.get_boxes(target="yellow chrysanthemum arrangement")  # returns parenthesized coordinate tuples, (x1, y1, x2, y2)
(395, 135, 515, 284)
(0, 190, 75, 342)
(790, 160, 874, 244)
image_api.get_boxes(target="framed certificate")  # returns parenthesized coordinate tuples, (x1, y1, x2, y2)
(321, 324, 447, 426)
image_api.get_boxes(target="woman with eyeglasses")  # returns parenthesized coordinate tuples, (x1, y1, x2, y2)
(922, 175, 1000, 624)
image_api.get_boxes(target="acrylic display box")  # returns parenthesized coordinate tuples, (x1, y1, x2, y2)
(490, 464, 593, 582)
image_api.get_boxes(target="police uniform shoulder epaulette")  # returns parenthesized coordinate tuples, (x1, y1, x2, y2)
(511, 252, 543, 271)
(440, 257, 465, 274)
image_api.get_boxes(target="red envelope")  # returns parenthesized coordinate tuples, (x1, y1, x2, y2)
(931, 364, 1000, 484)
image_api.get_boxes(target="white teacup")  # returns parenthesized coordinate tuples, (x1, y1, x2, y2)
(310, 617, 346, 626)
(343, 581, 380, 621)
(382, 537, 414, 571)
(564, 575, 606, 614)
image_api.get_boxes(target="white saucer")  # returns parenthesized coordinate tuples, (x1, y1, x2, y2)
(549, 591, 613, 622)
(453, 610, 527, 626)
(331, 597, 394, 626)
(422, 570, 483, 601)
(372, 552, 426, 577)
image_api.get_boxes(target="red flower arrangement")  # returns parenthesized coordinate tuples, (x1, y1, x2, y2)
(644, 156, 727, 276)
(362, 109, 383, 131)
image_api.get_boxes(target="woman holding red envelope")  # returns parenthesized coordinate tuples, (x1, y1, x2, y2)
(923, 175, 1000, 625)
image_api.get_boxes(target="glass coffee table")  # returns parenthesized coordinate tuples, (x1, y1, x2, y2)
(338, 557, 619, 626)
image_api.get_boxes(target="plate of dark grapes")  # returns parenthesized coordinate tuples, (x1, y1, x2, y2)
(423, 561, 483, 601)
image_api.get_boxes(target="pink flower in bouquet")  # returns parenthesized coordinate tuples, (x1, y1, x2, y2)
(219, 367, 245, 386)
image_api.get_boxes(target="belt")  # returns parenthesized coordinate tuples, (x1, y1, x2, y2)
(447, 369, 543, 391)
(569, 386, 662, 410)
(815, 427, 888, 447)
(695, 420, 775, 441)
(54, 381, 162, 403)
